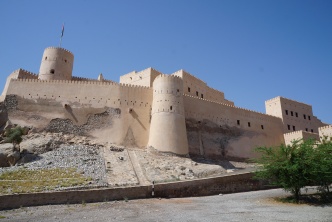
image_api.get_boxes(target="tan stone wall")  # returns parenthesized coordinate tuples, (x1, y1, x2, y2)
(38, 47, 74, 81)
(172, 70, 234, 106)
(148, 74, 189, 155)
(284, 130, 320, 146)
(319, 125, 332, 139)
(119, 67, 161, 87)
(5, 79, 153, 147)
(266, 96, 326, 133)
(184, 95, 284, 159)
(1, 69, 38, 96)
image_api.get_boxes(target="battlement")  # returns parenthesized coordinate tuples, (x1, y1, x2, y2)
(183, 94, 280, 120)
(283, 130, 318, 137)
(8, 69, 38, 79)
(71, 76, 115, 83)
(44, 47, 74, 56)
(318, 125, 332, 130)
(266, 96, 312, 108)
(154, 73, 183, 82)
(17, 69, 39, 79)
(172, 69, 207, 85)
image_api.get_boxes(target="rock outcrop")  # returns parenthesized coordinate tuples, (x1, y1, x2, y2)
(0, 143, 20, 167)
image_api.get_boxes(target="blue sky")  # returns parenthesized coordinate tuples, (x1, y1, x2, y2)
(1, 0, 332, 123)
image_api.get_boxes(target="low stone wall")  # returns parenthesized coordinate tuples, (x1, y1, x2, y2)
(0, 172, 271, 210)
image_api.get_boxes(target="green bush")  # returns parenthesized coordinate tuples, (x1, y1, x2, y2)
(4, 126, 24, 145)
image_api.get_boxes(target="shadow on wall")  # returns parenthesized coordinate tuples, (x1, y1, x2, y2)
(186, 118, 244, 160)
(64, 104, 78, 123)
(129, 108, 146, 130)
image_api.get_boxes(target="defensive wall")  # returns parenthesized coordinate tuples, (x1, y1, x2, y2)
(0, 172, 272, 210)
(4, 78, 153, 147)
(183, 95, 284, 159)
(319, 125, 332, 140)
(284, 130, 320, 146)
(1, 69, 38, 96)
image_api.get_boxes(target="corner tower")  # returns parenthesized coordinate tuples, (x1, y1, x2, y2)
(148, 74, 189, 155)
(38, 47, 74, 80)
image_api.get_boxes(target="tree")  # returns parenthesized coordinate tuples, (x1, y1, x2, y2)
(309, 137, 332, 197)
(254, 139, 317, 203)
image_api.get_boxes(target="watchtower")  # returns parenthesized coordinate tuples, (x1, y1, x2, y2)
(38, 47, 74, 80)
(148, 74, 189, 155)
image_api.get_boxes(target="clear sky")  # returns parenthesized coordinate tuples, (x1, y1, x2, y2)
(1, 0, 332, 123)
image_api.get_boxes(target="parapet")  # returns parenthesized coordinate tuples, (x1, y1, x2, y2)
(266, 96, 312, 108)
(44, 47, 74, 56)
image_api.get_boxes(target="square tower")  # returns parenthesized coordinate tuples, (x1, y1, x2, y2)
(265, 96, 326, 133)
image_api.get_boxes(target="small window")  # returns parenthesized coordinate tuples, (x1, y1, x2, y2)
(287, 125, 290, 130)
(291, 111, 293, 116)
(304, 114, 306, 119)
(50, 69, 55, 74)
(177, 89, 179, 92)
(188, 87, 190, 92)
(64, 59, 67, 63)
(196, 91, 198, 96)
(130, 77, 132, 80)
(170, 106, 172, 110)
(285, 110, 288, 115)
(261, 125, 264, 130)
(45, 56, 47, 60)
(305, 128, 308, 131)
(293, 126, 296, 131)
(295, 112, 298, 117)
(311, 129, 313, 133)
(237, 120, 240, 125)
(308, 116, 311, 120)
(201, 94, 203, 98)
(248, 122, 251, 127)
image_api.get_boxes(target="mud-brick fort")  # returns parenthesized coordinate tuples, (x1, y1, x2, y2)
(1, 47, 331, 160)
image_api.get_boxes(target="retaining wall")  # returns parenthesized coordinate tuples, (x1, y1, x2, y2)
(0, 172, 271, 210)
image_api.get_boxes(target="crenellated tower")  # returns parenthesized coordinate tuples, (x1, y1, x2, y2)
(38, 47, 74, 80)
(148, 74, 189, 155)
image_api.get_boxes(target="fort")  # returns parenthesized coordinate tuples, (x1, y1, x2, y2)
(1, 46, 331, 160)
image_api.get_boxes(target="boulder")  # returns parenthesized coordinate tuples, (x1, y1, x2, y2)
(19, 135, 62, 154)
(16, 153, 39, 165)
(0, 143, 20, 167)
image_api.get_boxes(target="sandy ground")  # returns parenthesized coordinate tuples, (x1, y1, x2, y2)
(1, 189, 331, 222)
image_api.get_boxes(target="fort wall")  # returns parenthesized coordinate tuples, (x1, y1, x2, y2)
(284, 130, 320, 146)
(5, 78, 153, 147)
(319, 125, 332, 140)
(1, 69, 38, 96)
(184, 95, 284, 159)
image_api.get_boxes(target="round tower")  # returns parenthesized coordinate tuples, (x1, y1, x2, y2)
(38, 47, 74, 80)
(148, 74, 189, 155)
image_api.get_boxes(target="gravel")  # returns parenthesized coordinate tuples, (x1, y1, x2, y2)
(0, 144, 108, 189)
